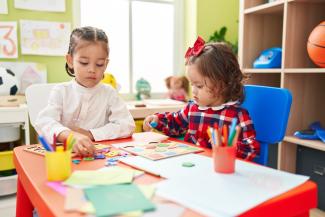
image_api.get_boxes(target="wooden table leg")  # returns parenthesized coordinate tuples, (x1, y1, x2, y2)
(16, 176, 33, 217)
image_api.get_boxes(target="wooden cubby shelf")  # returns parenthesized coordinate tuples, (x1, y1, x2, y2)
(284, 136, 325, 152)
(244, 0, 285, 14)
(239, 0, 325, 174)
(240, 1, 325, 212)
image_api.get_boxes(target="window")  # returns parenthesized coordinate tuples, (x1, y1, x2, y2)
(77, 0, 183, 96)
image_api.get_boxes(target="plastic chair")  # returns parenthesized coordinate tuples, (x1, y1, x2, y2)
(25, 83, 57, 127)
(241, 85, 292, 166)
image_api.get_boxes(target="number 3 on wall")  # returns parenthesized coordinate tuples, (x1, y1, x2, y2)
(0, 24, 18, 58)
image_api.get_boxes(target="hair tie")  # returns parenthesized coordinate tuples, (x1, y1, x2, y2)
(185, 36, 205, 59)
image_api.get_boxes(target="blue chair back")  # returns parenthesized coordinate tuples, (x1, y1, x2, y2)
(241, 85, 292, 165)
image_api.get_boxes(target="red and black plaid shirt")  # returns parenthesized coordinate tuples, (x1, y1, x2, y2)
(155, 100, 260, 161)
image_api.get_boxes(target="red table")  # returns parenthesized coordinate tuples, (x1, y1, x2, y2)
(14, 137, 317, 217)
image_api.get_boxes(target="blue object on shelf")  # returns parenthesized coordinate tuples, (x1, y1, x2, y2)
(253, 47, 282, 68)
(294, 130, 318, 140)
(294, 121, 325, 143)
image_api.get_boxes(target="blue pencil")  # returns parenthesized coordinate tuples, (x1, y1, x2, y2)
(38, 135, 54, 152)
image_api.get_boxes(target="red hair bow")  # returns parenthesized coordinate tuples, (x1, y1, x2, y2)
(185, 36, 205, 59)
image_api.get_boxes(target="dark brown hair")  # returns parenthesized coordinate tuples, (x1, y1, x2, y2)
(186, 42, 245, 103)
(65, 26, 109, 77)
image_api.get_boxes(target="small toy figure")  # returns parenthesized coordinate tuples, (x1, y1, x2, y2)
(135, 78, 151, 100)
(165, 75, 189, 102)
(101, 72, 118, 89)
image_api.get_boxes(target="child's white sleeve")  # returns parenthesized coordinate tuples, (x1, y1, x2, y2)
(34, 86, 69, 143)
(89, 93, 135, 141)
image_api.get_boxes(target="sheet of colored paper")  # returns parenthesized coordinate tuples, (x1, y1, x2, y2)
(84, 184, 155, 217)
(63, 169, 133, 186)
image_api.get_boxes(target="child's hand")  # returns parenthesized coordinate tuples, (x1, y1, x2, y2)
(72, 132, 96, 157)
(70, 126, 94, 141)
(143, 115, 158, 131)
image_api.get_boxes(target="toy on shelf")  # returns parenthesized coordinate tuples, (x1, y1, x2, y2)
(165, 75, 189, 102)
(135, 78, 151, 100)
(253, 47, 282, 68)
(0, 67, 19, 96)
(294, 121, 325, 143)
(307, 21, 325, 68)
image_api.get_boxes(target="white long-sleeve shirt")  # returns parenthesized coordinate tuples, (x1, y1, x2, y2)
(35, 80, 135, 142)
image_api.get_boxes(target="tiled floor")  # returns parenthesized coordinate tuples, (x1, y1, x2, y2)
(0, 194, 16, 217)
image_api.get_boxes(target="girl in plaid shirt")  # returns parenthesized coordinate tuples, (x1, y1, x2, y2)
(143, 37, 260, 161)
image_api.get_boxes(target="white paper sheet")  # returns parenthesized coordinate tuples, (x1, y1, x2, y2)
(0, 0, 8, 14)
(120, 154, 309, 216)
(14, 0, 65, 12)
(120, 154, 213, 178)
(20, 20, 70, 56)
(0, 22, 18, 58)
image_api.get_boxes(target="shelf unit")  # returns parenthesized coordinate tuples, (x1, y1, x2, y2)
(239, 1, 325, 212)
(239, 0, 325, 171)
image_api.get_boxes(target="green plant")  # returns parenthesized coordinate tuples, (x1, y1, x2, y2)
(208, 26, 238, 54)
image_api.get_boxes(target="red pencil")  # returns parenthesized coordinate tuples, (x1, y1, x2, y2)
(53, 133, 57, 151)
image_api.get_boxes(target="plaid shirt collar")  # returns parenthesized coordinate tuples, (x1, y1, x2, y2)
(197, 100, 239, 111)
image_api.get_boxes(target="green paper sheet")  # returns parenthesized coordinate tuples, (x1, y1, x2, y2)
(84, 184, 155, 217)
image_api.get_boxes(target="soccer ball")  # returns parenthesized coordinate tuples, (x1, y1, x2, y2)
(0, 67, 19, 95)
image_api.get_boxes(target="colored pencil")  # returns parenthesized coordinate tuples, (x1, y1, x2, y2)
(228, 118, 238, 146)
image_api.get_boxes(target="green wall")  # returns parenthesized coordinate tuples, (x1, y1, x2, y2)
(184, 0, 239, 47)
(0, 0, 74, 83)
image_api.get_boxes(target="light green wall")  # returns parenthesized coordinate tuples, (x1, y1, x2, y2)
(184, 0, 197, 52)
(184, 0, 239, 46)
(0, 0, 74, 83)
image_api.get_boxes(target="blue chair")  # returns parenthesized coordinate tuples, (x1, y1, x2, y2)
(241, 85, 292, 166)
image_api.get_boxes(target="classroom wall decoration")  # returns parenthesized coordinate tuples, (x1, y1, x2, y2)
(0, 0, 8, 14)
(0, 61, 47, 93)
(0, 21, 18, 58)
(14, 0, 65, 12)
(20, 20, 70, 56)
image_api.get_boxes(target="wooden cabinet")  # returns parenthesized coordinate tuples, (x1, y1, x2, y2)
(238, 0, 325, 172)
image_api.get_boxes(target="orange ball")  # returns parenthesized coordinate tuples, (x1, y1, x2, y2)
(307, 21, 325, 68)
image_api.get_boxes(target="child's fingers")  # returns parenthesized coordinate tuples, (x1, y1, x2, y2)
(84, 143, 95, 155)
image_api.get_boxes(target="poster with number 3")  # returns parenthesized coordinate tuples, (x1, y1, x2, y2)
(0, 22, 18, 59)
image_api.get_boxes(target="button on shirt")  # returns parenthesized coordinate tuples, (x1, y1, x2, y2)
(35, 80, 135, 142)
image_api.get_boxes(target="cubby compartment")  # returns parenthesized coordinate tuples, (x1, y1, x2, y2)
(244, 73, 281, 87)
(283, 73, 325, 135)
(244, 0, 285, 10)
(241, 7, 284, 69)
(285, 1, 325, 68)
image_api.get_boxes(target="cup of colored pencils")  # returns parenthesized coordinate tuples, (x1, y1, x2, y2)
(41, 133, 75, 181)
(207, 118, 241, 174)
